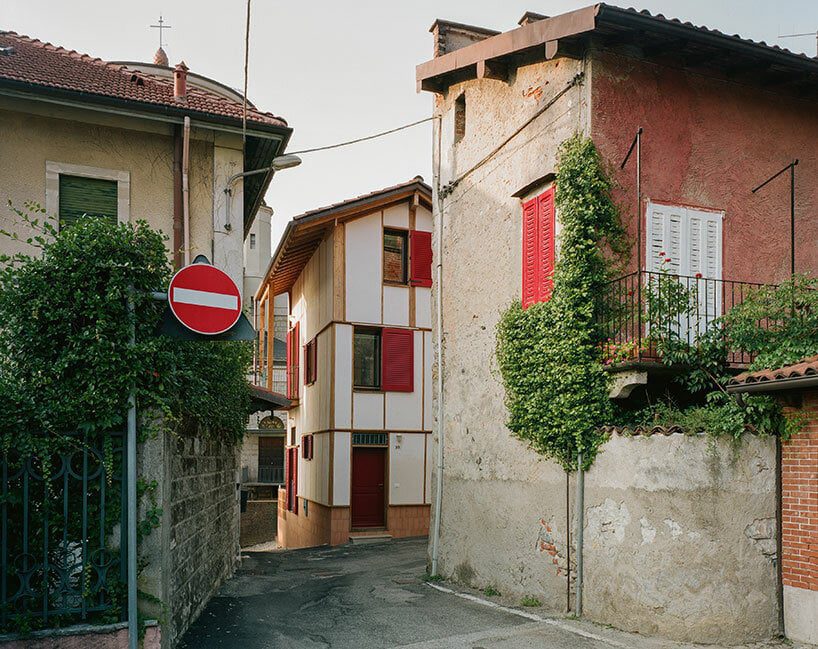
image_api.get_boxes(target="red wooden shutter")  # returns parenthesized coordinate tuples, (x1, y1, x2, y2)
(292, 447, 298, 514)
(521, 197, 539, 308)
(409, 230, 433, 288)
(284, 447, 292, 511)
(287, 323, 300, 399)
(537, 188, 555, 302)
(381, 328, 414, 392)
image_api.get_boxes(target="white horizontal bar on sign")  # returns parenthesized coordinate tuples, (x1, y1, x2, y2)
(173, 287, 238, 311)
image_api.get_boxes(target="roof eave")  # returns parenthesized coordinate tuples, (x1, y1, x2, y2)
(255, 181, 433, 301)
(727, 374, 818, 394)
(0, 76, 292, 137)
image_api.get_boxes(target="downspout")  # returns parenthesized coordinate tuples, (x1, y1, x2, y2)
(172, 126, 183, 269)
(574, 452, 585, 616)
(430, 114, 444, 576)
(182, 116, 191, 266)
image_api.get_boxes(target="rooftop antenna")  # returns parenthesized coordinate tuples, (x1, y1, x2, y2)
(150, 14, 172, 49)
(779, 30, 818, 57)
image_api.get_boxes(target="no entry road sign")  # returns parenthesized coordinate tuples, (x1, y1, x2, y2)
(168, 263, 242, 335)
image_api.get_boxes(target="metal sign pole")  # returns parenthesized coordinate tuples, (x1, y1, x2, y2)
(127, 290, 138, 649)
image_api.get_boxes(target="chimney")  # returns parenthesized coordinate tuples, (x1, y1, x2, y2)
(174, 61, 189, 101)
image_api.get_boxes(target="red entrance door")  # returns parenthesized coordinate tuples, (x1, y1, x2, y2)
(351, 447, 386, 528)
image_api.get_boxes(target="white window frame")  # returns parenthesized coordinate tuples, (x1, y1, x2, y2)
(46, 161, 130, 232)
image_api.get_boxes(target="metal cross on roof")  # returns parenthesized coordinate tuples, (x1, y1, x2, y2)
(150, 15, 172, 49)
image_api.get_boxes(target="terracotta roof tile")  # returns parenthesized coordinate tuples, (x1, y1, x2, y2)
(729, 354, 818, 386)
(0, 30, 286, 128)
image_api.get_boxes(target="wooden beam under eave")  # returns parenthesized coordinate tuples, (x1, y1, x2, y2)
(477, 59, 508, 82)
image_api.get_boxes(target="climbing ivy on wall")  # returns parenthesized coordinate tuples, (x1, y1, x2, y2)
(495, 135, 623, 470)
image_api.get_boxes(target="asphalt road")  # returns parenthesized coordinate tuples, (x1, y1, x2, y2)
(178, 537, 790, 649)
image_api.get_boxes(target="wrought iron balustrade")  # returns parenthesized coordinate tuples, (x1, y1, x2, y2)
(599, 271, 774, 367)
(1, 430, 127, 630)
(242, 465, 284, 484)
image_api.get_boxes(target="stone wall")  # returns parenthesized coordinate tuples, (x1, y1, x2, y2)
(240, 499, 277, 547)
(431, 433, 778, 643)
(139, 433, 240, 648)
(0, 622, 160, 649)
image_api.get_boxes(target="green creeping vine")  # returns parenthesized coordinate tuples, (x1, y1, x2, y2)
(0, 203, 253, 631)
(496, 135, 623, 471)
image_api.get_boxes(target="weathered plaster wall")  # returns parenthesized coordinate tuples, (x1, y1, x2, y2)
(0, 98, 219, 267)
(433, 433, 777, 643)
(429, 53, 588, 611)
(591, 51, 818, 284)
(583, 433, 777, 643)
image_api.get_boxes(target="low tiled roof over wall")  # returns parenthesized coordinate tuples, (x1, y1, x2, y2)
(0, 30, 287, 128)
(729, 355, 818, 387)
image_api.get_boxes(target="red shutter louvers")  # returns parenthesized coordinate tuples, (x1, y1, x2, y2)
(409, 230, 433, 288)
(381, 328, 414, 392)
(521, 187, 555, 308)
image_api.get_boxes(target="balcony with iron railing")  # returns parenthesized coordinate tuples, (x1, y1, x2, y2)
(241, 465, 285, 485)
(599, 270, 775, 370)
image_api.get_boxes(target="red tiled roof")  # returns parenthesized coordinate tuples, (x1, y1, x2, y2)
(0, 30, 287, 128)
(730, 355, 818, 386)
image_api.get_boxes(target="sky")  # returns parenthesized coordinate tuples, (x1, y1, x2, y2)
(3, 0, 818, 248)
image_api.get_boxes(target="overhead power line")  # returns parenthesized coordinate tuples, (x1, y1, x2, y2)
(287, 117, 435, 156)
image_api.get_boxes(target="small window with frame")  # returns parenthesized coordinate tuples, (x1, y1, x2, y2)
(383, 229, 408, 284)
(354, 327, 381, 390)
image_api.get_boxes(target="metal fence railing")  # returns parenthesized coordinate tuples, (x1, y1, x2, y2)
(599, 271, 773, 367)
(1, 430, 127, 630)
(242, 466, 284, 485)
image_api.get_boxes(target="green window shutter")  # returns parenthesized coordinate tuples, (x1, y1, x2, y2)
(58, 175, 118, 229)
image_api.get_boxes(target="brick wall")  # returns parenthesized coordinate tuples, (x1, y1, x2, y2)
(782, 393, 818, 593)
(781, 391, 818, 644)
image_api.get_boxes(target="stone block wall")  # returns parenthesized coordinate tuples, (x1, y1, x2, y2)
(0, 622, 160, 649)
(240, 499, 277, 547)
(139, 433, 240, 648)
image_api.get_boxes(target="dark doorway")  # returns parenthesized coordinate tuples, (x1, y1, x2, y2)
(351, 447, 386, 528)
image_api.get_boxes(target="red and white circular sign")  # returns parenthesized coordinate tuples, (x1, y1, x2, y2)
(168, 263, 242, 335)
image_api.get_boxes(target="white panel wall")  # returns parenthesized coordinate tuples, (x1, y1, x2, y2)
(423, 331, 433, 431)
(416, 206, 433, 232)
(416, 287, 432, 329)
(383, 203, 409, 228)
(383, 285, 409, 326)
(333, 431, 351, 506)
(389, 433, 426, 505)
(334, 324, 353, 429)
(345, 212, 382, 324)
(425, 434, 433, 504)
(385, 331, 423, 430)
(353, 392, 384, 429)
(300, 433, 330, 506)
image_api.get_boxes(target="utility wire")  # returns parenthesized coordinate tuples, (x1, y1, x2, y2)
(287, 117, 435, 156)
(440, 72, 584, 198)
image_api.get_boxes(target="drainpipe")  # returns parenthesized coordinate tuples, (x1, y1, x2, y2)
(574, 451, 585, 616)
(430, 115, 445, 577)
(182, 116, 191, 266)
(172, 127, 183, 268)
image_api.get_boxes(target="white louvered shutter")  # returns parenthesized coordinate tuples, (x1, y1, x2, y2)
(646, 202, 723, 340)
